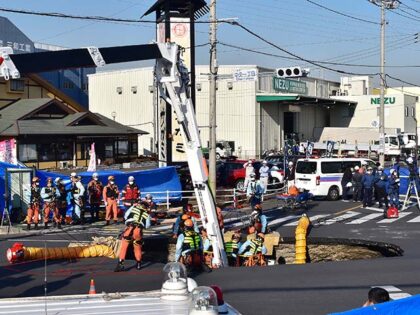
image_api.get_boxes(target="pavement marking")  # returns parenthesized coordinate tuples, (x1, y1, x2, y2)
(407, 215, 420, 223)
(376, 212, 412, 224)
(320, 211, 360, 225)
(364, 207, 386, 213)
(332, 204, 363, 216)
(284, 215, 329, 226)
(346, 213, 384, 225)
(268, 215, 301, 227)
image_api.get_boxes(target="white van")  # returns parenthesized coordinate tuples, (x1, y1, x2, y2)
(294, 158, 376, 200)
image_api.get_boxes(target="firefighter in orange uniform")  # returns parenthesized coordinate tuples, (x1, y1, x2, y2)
(41, 177, 61, 229)
(27, 177, 41, 230)
(114, 203, 150, 272)
(103, 176, 119, 225)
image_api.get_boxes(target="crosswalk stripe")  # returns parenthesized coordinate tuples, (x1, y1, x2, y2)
(377, 212, 412, 224)
(320, 211, 360, 225)
(284, 215, 329, 226)
(346, 213, 384, 225)
(268, 215, 301, 227)
(364, 207, 385, 213)
(407, 215, 420, 223)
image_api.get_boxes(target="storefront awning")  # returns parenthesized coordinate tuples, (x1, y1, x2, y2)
(256, 94, 357, 106)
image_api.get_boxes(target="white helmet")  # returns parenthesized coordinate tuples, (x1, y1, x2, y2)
(390, 168, 395, 174)
(128, 176, 135, 182)
(354, 166, 359, 171)
(407, 157, 414, 164)
(263, 160, 267, 164)
(70, 172, 77, 177)
(54, 177, 61, 183)
(288, 161, 294, 167)
(92, 172, 98, 179)
(146, 193, 152, 200)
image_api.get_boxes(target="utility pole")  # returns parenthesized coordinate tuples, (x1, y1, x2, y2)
(209, 0, 218, 196)
(370, 0, 399, 166)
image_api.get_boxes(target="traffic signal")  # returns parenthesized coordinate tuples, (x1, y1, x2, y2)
(276, 66, 308, 78)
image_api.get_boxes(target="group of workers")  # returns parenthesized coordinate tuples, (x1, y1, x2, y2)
(26, 172, 157, 230)
(341, 162, 402, 216)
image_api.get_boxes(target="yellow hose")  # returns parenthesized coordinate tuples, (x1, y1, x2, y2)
(23, 245, 116, 261)
(295, 215, 310, 264)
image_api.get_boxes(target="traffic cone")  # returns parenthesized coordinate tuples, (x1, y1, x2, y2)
(88, 279, 96, 295)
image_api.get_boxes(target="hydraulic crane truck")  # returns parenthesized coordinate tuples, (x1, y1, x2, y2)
(0, 42, 228, 267)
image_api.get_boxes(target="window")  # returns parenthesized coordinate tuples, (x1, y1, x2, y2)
(57, 142, 73, 160)
(9, 79, 25, 92)
(342, 161, 361, 170)
(116, 87, 122, 95)
(405, 106, 409, 117)
(131, 86, 137, 94)
(296, 161, 317, 174)
(37, 143, 56, 161)
(130, 140, 138, 155)
(105, 144, 113, 158)
(321, 162, 342, 174)
(412, 107, 415, 117)
(18, 144, 37, 162)
(63, 81, 75, 89)
(116, 140, 129, 155)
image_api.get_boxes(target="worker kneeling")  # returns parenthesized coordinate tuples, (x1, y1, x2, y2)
(175, 219, 210, 272)
(114, 203, 151, 272)
(238, 233, 267, 267)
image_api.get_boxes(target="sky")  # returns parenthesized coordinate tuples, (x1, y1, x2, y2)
(0, 0, 419, 86)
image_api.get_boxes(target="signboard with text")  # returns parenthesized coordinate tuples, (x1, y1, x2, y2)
(233, 68, 258, 82)
(273, 77, 307, 94)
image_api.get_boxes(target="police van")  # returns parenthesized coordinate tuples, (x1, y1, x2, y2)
(294, 158, 376, 200)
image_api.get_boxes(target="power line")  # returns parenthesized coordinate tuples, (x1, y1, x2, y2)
(218, 41, 420, 68)
(399, 1, 420, 14)
(386, 74, 419, 86)
(228, 21, 379, 76)
(305, 0, 380, 25)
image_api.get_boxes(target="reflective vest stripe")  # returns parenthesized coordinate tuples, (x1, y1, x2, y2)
(183, 231, 201, 250)
(225, 241, 239, 254)
(249, 240, 262, 255)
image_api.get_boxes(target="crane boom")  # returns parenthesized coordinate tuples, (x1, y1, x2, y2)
(0, 42, 228, 266)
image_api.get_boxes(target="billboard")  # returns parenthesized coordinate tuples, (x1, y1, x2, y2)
(0, 139, 17, 164)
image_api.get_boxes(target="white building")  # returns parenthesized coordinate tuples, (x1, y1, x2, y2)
(88, 66, 361, 159)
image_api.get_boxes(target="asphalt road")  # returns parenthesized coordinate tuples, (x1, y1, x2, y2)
(1, 199, 420, 315)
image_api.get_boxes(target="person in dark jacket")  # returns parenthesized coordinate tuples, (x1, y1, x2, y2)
(341, 167, 353, 202)
(375, 174, 389, 215)
(388, 169, 400, 208)
(352, 166, 363, 202)
(362, 167, 375, 208)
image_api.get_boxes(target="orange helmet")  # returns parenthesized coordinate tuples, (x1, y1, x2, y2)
(181, 214, 190, 221)
(254, 204, 262, 211)
(184, 219, 194, 228)
(32, 177, 39, 183)
(108, 175, 115, 181)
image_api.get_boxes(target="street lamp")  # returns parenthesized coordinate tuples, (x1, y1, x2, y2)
(369, 0, 399, 166)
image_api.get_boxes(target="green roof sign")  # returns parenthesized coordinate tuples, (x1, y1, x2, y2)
(273, 77, 307, 94)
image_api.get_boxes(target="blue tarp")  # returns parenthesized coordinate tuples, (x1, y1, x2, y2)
(384, 167, 420, 195)
(35, 166, 182, 202)
(330, 295, 420, 314)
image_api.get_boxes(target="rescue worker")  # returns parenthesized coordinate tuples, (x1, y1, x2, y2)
(249, 204, 268, 234)
(54, 177, 68, 225)
(216, 205, 224, 233)
(27, 177, 41, 230)
(285, 161, 295, 189)
(225, 232, 242, 266)
(259, 160, 270, 194)
(374, 166, 387, 203)
(341, 167, 353, 202)
(172, 207, 199, 238)
(175, 219, 204, 270)
(388, 169, 400, 208)
(362, 167, 375, 208)
(114, 203, 151, 272)
(41, 177, 61, 229)
(121, 176, 140, 211)
(238, 233, 267, 266)
(70, 173, 85, 224)
(87, 172, 103, 222)
(352, 166, 363, 202)
(141, 194, 158, 225)
(246, 174, 264, 208)
(375, 173, 389, 214)
(103, 175, 119, 225)
(243, 159, 255, 191)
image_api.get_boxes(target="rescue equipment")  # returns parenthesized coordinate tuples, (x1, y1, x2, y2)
(295, 214, 310, 264)
(89, 279, 97, 295)
(386, 206, 399, 219)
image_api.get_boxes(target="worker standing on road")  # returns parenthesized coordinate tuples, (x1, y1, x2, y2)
(87, 173, 103, 222)
(374, 166, 386, 203)
(375, 174, 389, 213)
(121, 176, 140, 212)
(249, 204, 268, 234)
(352, 166, 363, 202)
(41, 177, 61, 229)
(54, 177, 68, 225)
(70, 173, 85, 224)
(362, 167, 375, 208)
(246, 174, 264, 208)
(243, 159, 255, 191)
(26, 177, 41, 230)
(114, 203, 151, 272)
(286, 161, 295, 189)
(388, 169, 400, 208)
(103, 175, 119, 225)
(259, 161, 270, 194)
(341, 167, 353, 202)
